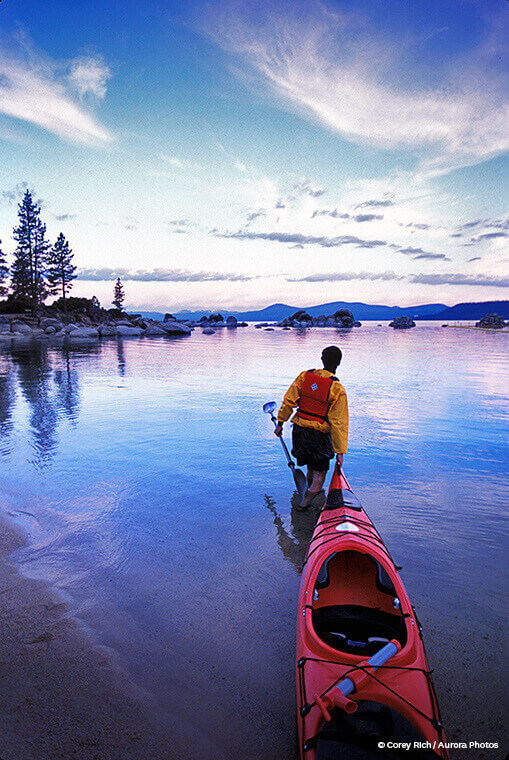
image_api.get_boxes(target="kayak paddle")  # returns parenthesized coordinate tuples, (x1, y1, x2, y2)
(263, 401, 307, 500)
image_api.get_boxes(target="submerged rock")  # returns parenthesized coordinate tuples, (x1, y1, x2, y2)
(202, 328, 215, 335)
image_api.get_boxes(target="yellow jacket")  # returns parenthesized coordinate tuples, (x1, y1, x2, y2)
(277, 369, 348, 454)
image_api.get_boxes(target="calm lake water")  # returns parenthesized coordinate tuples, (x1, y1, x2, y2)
(0, 324, 507, 759)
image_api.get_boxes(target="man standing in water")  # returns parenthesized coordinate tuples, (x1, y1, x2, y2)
(274, 346, 348, 510)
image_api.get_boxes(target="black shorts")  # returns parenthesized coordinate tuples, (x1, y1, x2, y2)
(292, 424, 334, 472)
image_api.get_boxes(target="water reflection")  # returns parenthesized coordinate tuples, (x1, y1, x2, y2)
(264, 493, 322, 573)
(4, 343, 82, 466)
(116, 340, 126, 377)
(53, 350, 80, 424)
(0, 365, 15, 451)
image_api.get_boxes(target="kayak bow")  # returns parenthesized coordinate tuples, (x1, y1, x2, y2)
(296, 467, 449, 760)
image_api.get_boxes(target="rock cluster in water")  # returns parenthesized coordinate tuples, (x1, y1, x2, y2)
(475, 313, 507, 329)
(273, 308, 362, 329)
(0, 305, 193, 343)
(388, 316, 416, 329)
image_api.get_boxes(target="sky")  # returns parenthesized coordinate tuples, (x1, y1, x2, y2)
(0, 0, 508, 311)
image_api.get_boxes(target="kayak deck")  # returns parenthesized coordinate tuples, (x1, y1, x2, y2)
(296, 468, 448, 760)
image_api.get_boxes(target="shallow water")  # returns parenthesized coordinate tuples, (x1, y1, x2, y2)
(0, 324, 507, 758)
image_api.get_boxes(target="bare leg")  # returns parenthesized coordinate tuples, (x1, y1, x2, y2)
(299, 470, 327, 510)
(306, 466, 313, 488)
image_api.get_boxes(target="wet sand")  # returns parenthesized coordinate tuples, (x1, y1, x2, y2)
(0, 514, 172, 760)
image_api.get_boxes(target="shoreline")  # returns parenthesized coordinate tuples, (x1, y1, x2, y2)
(0, 512, 171, 760)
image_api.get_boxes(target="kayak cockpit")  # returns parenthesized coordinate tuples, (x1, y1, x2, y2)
(310, 550, 407, 655)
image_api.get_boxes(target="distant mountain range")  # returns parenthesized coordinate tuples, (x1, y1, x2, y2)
(139, 300, 508, 322)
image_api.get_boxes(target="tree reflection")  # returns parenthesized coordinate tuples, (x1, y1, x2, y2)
(116, 339, 126, 377)
(54, 349, 80, 424)
(0, 365, 15, 449)
(9, 343, 82, 466)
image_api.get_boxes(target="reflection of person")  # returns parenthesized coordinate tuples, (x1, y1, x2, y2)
(274, 346, 348, 510)
(264, 494, 320, 573)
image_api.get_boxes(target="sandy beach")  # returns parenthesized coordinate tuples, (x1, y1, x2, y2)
(0, 514, 171, 760)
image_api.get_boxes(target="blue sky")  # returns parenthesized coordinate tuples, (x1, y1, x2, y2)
(0, 0, 507, 310)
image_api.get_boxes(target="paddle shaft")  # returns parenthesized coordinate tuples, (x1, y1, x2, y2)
(269, 413, 295, 469)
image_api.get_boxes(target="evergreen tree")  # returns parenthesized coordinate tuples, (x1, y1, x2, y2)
(0, 239, 9, 297)
(47, 233, 76, 312)
(112, 278, 125, 310)
(11, 190, 50, 306)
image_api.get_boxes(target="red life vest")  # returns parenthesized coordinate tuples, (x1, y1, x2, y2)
(297, 370, 337, 423)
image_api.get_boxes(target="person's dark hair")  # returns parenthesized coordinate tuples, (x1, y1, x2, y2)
(321, 345, 342, 372)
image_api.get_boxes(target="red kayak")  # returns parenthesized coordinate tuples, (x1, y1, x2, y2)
(296, 467, 449, 760)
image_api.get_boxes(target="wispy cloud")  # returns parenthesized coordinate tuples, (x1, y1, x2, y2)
(312, 208, 350, 219)
(293, 180, 327, 198)
(355, 199, 395, 209)
(68, 56, 111, 101)
(471, 231, 508, 242)
(398, 246, 449, 261)
(0, 42, 112, 145)
(214, 229, 387, 249)
(353, 213, 383, 223)
(409, 273, 508, 287)
(203, 2, 508, 174)
(54, 213, 76, 221)
(288, 270, 402, 282)
(76, 267, 253, 282)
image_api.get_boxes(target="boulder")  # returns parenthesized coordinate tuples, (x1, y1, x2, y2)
(116, 320, 135, 327)
(238, 322, 248, 327)
(202, 328, 215, 335)
(11, 321, 33, 334)
(163, 313, 177, 322)
(334, 309, 355, 327)
(145, 323, 167, 336)
(98, 324, 117, 336)
(226, 316, 238, 327)
(161, 322, 191, 335)
(290, 310, 312, 322)
(389, 316, 415, 329)
(45, 326, 57, 335)
(67, 327, 100, 339)
(475, 313, 506, 329)
(0, 322, 10, 333)
(65, 323, 79, 333)
(115, 325, 143, 336)
(40, 317, 64, 331)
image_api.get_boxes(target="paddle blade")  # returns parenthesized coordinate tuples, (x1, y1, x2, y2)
(263, 401, 277, 415)
(294, 468, 307, 500)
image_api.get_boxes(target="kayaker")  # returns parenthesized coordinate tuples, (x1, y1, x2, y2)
(274, 346, 348, 510)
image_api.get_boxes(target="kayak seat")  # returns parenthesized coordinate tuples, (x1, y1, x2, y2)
(314, 553, 397, 598)
(325, 489, 362, 510)
(312, 605, 407, 656)
(315, 553, 338, 588)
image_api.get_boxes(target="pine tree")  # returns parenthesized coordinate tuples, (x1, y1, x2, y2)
(11, 190, 50, 306)
(0, 239, 9, 297)
(47, 233, 76, 312)
(112, 278, 125, 310)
